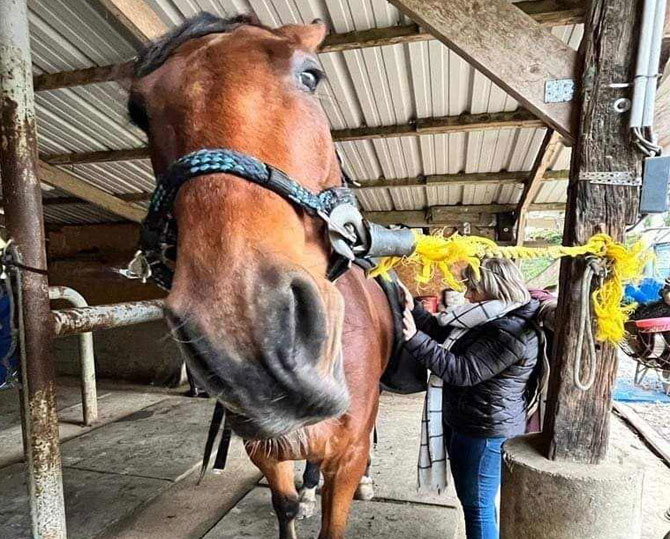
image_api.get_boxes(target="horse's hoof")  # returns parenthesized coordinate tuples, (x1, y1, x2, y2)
(297, 487, 317, 519)
(354, 476, 374, 501)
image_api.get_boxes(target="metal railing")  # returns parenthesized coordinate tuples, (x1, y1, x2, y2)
(49, 287, 97, 426)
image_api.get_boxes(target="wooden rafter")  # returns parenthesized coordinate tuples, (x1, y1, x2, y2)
(515, 130, 564, 245)
(334, 110, 543, 142)
(386, 0, 579, 143)
(42, 148, 149, 166)
(33, 2, 584, 92)
(37, 162, 146, 223)
(18, 169, 570, 211)
(363, 202, 565, 227)
(93, 0, 167, 44)
(40, 110, 543, 166)
(356, 169, 568, 190)
(40, 193, 150, 206)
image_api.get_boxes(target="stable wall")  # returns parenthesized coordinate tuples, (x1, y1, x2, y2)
(47, 223, 184, 387)
(47, 223, 164, 305)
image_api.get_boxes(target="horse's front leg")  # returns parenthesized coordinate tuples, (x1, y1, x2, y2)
(318, 442, 369, 539)
(251, 456, 300, 539)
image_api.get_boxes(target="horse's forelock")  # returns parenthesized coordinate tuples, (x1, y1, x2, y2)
(133, 12, 263, 79)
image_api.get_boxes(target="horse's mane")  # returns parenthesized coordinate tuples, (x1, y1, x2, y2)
(129, 12, 263, 131)
(133, 12, 262, 78)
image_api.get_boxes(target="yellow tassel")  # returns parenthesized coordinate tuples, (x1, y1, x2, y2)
(370, 231, 651, 345)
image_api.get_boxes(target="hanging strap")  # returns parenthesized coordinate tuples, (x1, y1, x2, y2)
(213, 420, 233, 471)
(198, 401, 232, 484)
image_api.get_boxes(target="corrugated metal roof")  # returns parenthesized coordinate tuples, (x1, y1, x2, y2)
(19, 0, 577, 226)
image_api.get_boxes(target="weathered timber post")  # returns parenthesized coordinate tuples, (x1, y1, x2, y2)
(500, 1, 646, 537)
(0, 0, 67, 537)
(543, 0, 644, 464)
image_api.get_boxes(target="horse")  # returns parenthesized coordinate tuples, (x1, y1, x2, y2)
(128, 13, 394, 539)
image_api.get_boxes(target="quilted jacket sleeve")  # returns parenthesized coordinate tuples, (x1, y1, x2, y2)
(411, 300, 451, 342)
(404, 327, 526, 386)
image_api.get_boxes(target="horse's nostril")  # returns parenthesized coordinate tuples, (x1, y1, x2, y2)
(288, 277, 327, 361)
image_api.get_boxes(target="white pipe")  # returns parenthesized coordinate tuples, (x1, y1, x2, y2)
(630, 0, 658, 129)
(49, 286, 97, 426)
(642, 0, 668, 127)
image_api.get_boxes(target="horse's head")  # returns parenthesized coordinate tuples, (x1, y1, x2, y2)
(129, 14, 349, 439)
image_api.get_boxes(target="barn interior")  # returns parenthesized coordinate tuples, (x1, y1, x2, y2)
(1, 1, 669, 538)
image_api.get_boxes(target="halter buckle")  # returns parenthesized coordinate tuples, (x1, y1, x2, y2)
(120, 250, 153, 283)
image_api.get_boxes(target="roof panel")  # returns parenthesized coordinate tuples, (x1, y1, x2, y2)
(388, 186, 426, 211)
(356, 188, 394, 212)
(24, 1, 576, 225)
(29, 0, 135, 71)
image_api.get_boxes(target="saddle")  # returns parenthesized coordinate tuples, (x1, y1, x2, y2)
(352, 258, 428, 394)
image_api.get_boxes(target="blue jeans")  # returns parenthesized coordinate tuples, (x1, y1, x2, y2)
(445, 426, 506, 539)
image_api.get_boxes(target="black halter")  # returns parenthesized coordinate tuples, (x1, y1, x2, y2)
(128, 148, 360, 290)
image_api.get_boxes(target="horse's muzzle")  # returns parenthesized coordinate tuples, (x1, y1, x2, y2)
(165, 275, 349, 439)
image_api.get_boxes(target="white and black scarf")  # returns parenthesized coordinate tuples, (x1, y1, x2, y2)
(417, 300, 523, 495)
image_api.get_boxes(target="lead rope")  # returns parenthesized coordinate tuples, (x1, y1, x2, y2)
(574, 258, 605, 391)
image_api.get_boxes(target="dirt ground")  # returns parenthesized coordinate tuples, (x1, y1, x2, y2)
(617, 353, 670, 444)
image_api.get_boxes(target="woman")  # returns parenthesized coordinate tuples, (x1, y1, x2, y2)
(438, 288, 466, 313)
(401, 258, 541, 539)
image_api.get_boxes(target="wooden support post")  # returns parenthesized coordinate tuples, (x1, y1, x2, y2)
(515, 130, 564, 245)
(543, 0, 644, 464)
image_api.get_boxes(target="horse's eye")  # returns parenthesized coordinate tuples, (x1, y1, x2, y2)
(299, 69, 322, 92)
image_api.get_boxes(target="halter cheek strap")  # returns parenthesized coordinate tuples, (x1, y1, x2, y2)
(131, 148, 360, 290)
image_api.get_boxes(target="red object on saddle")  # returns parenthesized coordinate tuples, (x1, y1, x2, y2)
(633, 317, 670, 333)
(417, 296, 438, 313)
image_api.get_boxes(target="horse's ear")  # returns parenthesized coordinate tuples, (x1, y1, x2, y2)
(279, 21, 327, 53)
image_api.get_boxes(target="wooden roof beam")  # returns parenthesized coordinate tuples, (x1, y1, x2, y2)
(364, 202, 565, 227)
(92, 0, 168, 44)
(41, 147, 150, 166)
(36, 162, 146, 222)
(356, 169, 568, 190)
(386, 0, 579, 143)
(33, 2, 584, 92)
(27, 169, 569, 209)
(41, 110, 544, 165)
(514, 130, 564, 245)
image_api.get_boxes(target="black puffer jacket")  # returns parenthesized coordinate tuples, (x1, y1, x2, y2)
(405, 300, 541, 438)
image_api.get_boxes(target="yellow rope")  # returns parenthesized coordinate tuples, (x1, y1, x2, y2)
(369, 231, 651, 345)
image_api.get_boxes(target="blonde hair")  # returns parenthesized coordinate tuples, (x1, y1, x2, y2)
(462, 258, 530, 304)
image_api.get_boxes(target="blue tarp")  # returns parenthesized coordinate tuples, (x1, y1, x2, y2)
(613, 377, 670, 403)
(624, 277, 664, 304)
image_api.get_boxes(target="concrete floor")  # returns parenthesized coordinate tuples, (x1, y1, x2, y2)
(0, 382, 668, 538)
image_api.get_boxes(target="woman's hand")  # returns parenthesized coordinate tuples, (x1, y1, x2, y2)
(397, 281, 414, 312)
(403, 305, 417, 341)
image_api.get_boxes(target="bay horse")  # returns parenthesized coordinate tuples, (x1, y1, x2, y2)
(128, 13, 394, 539)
